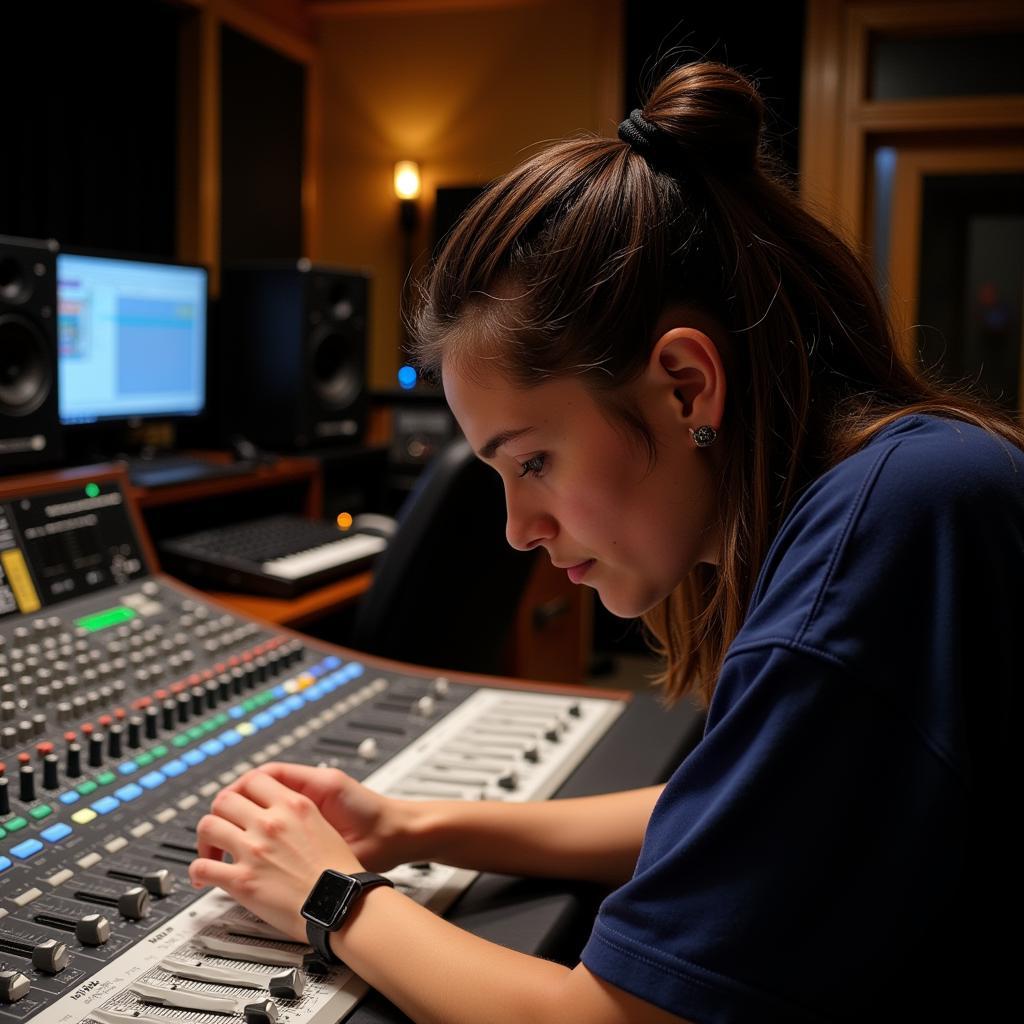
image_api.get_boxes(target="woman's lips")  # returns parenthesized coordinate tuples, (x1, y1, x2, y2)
(566, 559, 595, 584)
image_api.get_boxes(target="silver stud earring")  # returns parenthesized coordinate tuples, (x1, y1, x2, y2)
(689, 425, 717, 448)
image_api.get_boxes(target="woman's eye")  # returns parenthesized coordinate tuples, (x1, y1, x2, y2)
(518, 454, 547, 478)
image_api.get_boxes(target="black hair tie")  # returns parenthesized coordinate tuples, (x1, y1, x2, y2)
(617, 108, 668, 156)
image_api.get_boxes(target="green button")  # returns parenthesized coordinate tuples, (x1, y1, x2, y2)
(242, 699, 257, 712)
(77, 780, 98, 796)
(4, 816, 29, 832)
(152, 745, 168, 758)
(187, 726, 204, 741)
(200, 720, 217, 734)
(0, 826, 5, 839)
(135, 751, 155, 767)
(29, 804, 53, 820)
(213, 713, 229, 727)
(96, 771, 116, 786)
(172, 735, 189, 748)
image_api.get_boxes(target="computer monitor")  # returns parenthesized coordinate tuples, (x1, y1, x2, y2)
(57, 251, 208, 426)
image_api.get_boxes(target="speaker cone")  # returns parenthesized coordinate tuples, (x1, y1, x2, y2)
(0, 313, 52, 417)
(0, 256, 33, 305)
(311, 326, 359, 409)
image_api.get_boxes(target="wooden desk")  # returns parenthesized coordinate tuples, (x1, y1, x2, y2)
(207, 570, 373, 629)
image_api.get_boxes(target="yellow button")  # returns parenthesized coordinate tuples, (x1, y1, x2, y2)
(235, 722, 256, 737)
(71, 808, 98, 825)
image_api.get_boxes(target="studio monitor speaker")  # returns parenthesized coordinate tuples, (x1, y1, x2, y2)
(0, 234, 63, 471)
(220, 261, 369, 450)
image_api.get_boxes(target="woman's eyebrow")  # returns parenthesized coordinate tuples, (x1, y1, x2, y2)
(478, 427, 536, 460)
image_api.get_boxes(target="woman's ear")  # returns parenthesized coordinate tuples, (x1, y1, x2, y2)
(649, 327, 726, 424)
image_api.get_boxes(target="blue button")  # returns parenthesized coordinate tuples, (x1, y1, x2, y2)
(183, 748, 206, 766)
(286, 695, 304, 712)
(219, 729, 242, 747)
(118, 761, 138, 775)
(139, 771, 166, 790)
(200, 739, 224, 756)
(273, 684, 287, 698)
(0, 855, 11, 873)
(254, 712, 274, 729)
(41, 822, 73, 843)
(92, 795, 120, 815)
(349, 662, 365, 679)
(11, 838, 44, 860)
(161, 759, 187, 778)
(270, 703, 290, 720)
(59, 790, 81, 805)
(228, 706, 244, 719)
(324, 656, 341, 669)
(115, 783, 143, 802)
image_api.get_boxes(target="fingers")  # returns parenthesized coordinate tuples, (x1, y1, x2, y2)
(210, 790, 263, 831)
(254, 761, 348, 801)
(232, 768, 306, 811)
(189, 856, 242, 891)
(195, 813, 246, 862)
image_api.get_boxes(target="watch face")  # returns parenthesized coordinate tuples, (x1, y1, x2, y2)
(301, 871, 357, 929)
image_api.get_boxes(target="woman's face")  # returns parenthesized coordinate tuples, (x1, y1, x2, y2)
(442, 318, 727, 618)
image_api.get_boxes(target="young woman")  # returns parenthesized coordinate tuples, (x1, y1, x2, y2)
(190, 62, 1023, 1023)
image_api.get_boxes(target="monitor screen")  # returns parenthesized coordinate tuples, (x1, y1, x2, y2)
(57, 252, 208, 425)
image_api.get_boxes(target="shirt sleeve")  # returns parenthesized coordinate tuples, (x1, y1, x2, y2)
(579, 642, 968, 1024)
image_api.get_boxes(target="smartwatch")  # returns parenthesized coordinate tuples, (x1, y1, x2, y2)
(301, 869, 395, 964)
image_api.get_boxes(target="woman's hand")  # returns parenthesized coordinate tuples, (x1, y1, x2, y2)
(189, 767, 367, 942)
(217, 761, 419, 871)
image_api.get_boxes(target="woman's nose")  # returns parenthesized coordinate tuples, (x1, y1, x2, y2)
(504, 490, 556, 552)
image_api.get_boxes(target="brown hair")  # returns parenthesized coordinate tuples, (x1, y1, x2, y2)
(408, 61, 1024, 709)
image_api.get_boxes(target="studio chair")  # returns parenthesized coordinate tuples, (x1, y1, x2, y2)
(348, 437, 539, 676)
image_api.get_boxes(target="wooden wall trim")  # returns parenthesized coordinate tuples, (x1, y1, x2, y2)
(800, 0, 845, 226)
(310, 0, 548, 17)
(221, 0, 314, 63)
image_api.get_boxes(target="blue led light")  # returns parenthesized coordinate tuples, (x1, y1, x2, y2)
(114, 783, 143, 803)
(118, 761, 138, 775)
(0, 855, 11, 873)
(201, 739, 224, 757)
(139, 771, 166, 790)
(398, 365, 417, 390)
(161, 760, 187, 778)
(92, 795, 120, 815)
(219, 730, 242, 747)
(59, 791, 81, 805)
(183, 749, 207, 766)
(229, 706, 245, 719)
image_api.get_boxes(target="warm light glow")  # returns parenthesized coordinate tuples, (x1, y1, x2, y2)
(394, 161, 421, 200)
(336, 512, 354, 531)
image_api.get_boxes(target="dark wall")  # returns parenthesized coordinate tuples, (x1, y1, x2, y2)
(0, 0, 181, 257)
(624, 3, 806, 180)
(220, 27, 305, 262)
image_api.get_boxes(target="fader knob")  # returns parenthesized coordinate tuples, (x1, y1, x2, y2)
(77, 914, 111, 946)
(32, 939, 69, 974)
(268, 969, 305, 1000)
(88, 732, 105, 767)
(145, 705, 160, 739)
(66, 742, 82, 778)
(176, 692, 191, 723)
(161, 700, 176, 731)
(0, 970, 30, 1005)
(117, 886, 150, 920)
(108, 724, 123, 758)
(243, 999, 279, 1024)
(19, 763, 35, 802)
(0, 777, 9, 815)
(128, 716, 142, 748)
(357, 737, 379, 761)
(43, 753, 59, 790)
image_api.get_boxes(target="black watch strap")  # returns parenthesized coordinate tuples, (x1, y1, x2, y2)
(305, 872, 394, 965)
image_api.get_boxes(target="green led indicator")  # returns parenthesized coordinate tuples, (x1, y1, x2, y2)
(85, 482, 100, 498)
(75, 606, 136, 632)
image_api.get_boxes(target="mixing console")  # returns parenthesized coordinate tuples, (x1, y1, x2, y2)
(0, 467, 634, 1024)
